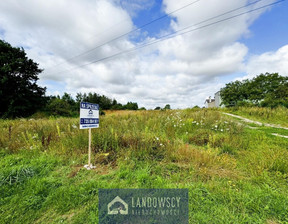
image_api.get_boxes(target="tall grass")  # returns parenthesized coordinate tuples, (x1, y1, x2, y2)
(0, 109, 288, 223)
(226, 106, 288, 127)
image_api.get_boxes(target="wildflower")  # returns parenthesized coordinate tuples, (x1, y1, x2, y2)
(160, 143, 163, 147)
(221, 129, 223, 132)
(215, 125, 218, 128)
(196, 123, 199, 125)
(156, 137, 159, 141)
(72, 124, 77, 129)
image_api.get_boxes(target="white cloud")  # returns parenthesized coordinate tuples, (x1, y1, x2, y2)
(0, 0, 133, 62)
(116, 0, 156, 17)
(0, 0, 285, 109)
(245, 45, 288, 78)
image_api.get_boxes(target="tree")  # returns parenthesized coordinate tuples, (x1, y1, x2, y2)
(220, 73, 288, 108)
(124, 102, 138, 110)
(62, 92, 77, 112)
(80, 92, 113, 110)
(111, 103, 124, 110)
(260, 81, 288, 108)
(62, 92, 75, 106)
(220, 80, 249, 107)
(164, 104, 171, 110)
(247, 73, 287, 103)
(76, 92, 84, 104)
(99, 95, 113, 110)
(46, 97, 72, 116)
(0, 39, 46, 117)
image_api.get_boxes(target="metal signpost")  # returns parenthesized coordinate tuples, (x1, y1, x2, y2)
(80, 102, 99, 170)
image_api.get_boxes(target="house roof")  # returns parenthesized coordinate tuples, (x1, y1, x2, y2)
(204, 99, 215, 104)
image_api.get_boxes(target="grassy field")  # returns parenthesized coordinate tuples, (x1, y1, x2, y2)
(225, 106, 288, 127)
(0, 108, 288, 223)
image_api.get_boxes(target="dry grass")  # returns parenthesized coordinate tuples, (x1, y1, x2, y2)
(1, 108, 288, 223)
(228, 106, 288, 127)
(104, 110, 143, 116)
(170, 144, 241, 181)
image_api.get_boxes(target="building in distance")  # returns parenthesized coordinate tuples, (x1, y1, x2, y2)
(204, 91, 223, 108)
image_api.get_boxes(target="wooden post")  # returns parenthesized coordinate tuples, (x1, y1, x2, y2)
(88, 128, 91, 166)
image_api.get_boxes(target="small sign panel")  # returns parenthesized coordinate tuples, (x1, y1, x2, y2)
(80, 102, 99, 129)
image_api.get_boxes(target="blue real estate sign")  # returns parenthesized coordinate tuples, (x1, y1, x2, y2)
(80, 102, 99, 129)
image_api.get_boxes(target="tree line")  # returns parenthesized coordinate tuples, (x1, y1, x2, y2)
(45, 92, 140, 117)
(0, 39, 141, 118)
(220, 73, 288, 108)
(2, 39, 287, 118)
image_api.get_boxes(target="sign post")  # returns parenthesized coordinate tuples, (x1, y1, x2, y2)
(80, 102, 99, 170)
(88, 128, 92, 166)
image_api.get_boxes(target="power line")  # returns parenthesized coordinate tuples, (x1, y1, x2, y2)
(72, 0, 268, 67)
(47, 0, 267, 72)
(180, 0, 268, 30)
(82, 0, 286, 66)
(47, 0, 285, 75)
(46, 0, 268, 72)
(46, 0, 202, 70)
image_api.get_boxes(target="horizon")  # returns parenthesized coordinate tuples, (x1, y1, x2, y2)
(0, 0, 287, 109)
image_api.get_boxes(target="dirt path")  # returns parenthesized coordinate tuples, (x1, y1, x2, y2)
(222, 112, 288, 130)
(222, 112, 288, 139)
(271, 133, 288, 139)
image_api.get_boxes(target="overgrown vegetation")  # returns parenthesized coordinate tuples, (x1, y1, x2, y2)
(220, 73, 288, 108)
(226, 106, 288, 127)
(42, 92, 139, 117)
(0, 39, 140, 118)
(2, 39, 287, 120)
(1, 39, 288, 223)
(1, 108, 287, 223)
(0, 39, 46, 118)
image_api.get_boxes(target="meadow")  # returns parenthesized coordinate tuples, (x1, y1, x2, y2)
(0, 108, 288, 223)
(225, 106, 288, 127)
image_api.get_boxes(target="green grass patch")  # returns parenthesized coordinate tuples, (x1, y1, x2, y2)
(225, 106, 288, 127)
(0, 109, 288, 223)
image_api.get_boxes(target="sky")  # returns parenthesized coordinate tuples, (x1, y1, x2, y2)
(0, 0, 287, 109)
